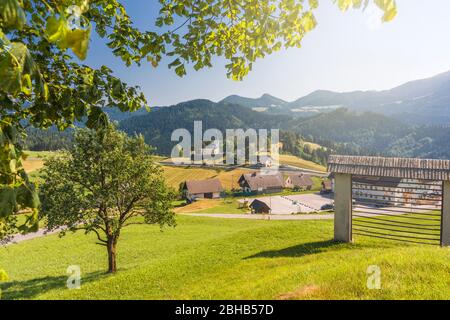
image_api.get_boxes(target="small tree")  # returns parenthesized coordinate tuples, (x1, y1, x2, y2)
(40, 125, 175, 273)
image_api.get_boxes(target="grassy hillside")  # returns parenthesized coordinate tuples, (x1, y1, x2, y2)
(1, 215, 448, 300)
(279, 154, 326, 172)
(22, 159, 44, 173)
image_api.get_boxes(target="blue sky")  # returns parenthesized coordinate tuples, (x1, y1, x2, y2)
(85, 0, 450, 106)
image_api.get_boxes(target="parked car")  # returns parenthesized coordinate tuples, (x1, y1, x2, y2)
(321, 203, 334, 211)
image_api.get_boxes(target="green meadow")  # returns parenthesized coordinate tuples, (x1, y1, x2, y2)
(1, 215, 448, 300)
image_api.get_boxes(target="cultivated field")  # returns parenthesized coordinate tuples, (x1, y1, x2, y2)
(22, 151, 58, 173)
(22, 158, 44, 173)
(162, 166, 251, 190)
(279, 154, 326, 172)
(1, 215, 448, 300)
(175, 199, 248, 214)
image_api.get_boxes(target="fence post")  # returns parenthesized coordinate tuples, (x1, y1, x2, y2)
(442, 181, 450, 246)
(334, 173, 352, 242)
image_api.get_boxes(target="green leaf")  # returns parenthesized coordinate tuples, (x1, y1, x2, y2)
(175, 64, 186, 77)
(0, 0, 26, 29)
(0, 186, 16, 218)
(46, 16, 69, 45)
(375, 0, 397, 22)
(46, 15, 91, 60)
(0, 42, 33, 95)
(0, 269, 8, 281)
(66, 28, 91, 60)
(16, 183, 40, 209)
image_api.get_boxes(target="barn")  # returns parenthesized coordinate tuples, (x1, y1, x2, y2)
(182, 178, 223, 202)
(238, 172, 284, 193)
(249, 199, 271, 214)
(285, 174, 313, 190)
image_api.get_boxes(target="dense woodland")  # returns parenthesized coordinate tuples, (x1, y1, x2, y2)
(23, 101, 450, 164)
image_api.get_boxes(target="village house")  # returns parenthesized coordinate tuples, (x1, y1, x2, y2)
(352, 176, 402, 204)
(285, 174, 314, 190)
(249, 199, 271, 214)
(181, 178, 223, 202)
(352, 176, 441, 206)
(238, 172, 284, 193)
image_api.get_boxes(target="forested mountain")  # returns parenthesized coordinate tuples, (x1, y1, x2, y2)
(103, 106, 157, 122)
(291, 108, 411, 154)
(27, 97, 450, 162)
(119, 100, 450, 160)
(288, 109, 450, 159)
(22, 127, 73, 151)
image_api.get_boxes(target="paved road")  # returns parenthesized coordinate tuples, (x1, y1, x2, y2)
(3, 228, 61, 246)
(238, 193, 333, 214)
(181, 213, 334, 220)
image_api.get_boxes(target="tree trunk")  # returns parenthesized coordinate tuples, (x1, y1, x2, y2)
(107, 237, 117, 273)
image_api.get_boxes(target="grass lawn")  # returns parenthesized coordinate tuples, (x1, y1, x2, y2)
(0, 215, 448, 300)
(22, 150, 60, 176)
(196, 200, 248, 214)
(13, 214, 46, 229)
(22, 158, 44, 173)
(174, 199, 248, 214)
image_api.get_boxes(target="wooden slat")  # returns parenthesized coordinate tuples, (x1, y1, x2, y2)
(328, 155, 450, 181)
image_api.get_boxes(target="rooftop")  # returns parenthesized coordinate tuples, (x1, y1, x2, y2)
(328, 155, 450, 181)
(184, 178, 223, 194)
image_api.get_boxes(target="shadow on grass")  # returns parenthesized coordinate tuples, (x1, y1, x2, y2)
(0, 270, 105, 300)
(245, 240, 346, 259)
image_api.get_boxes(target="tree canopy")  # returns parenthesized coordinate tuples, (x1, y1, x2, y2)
(40, 124, 175, 273)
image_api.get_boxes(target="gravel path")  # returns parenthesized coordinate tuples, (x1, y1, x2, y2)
(3, 228, 62, 246)
(181, 213, 334, 220)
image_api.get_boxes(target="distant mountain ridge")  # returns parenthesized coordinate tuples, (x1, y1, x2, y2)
(221, 93, 287, 109)
(218, 70, 450, 124)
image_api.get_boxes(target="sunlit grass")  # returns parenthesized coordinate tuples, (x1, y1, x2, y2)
(1, 215, 448, 300)
(279, 154, 326, 172)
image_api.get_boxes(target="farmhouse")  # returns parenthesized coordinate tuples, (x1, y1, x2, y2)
(285, 174, 313, 190)
(182, 178, 223, 201)
(352, 176, 441, 205)
(352, 176, 401, 204)
(249, 199, 271, 214)
(238, 172, 284, 193)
